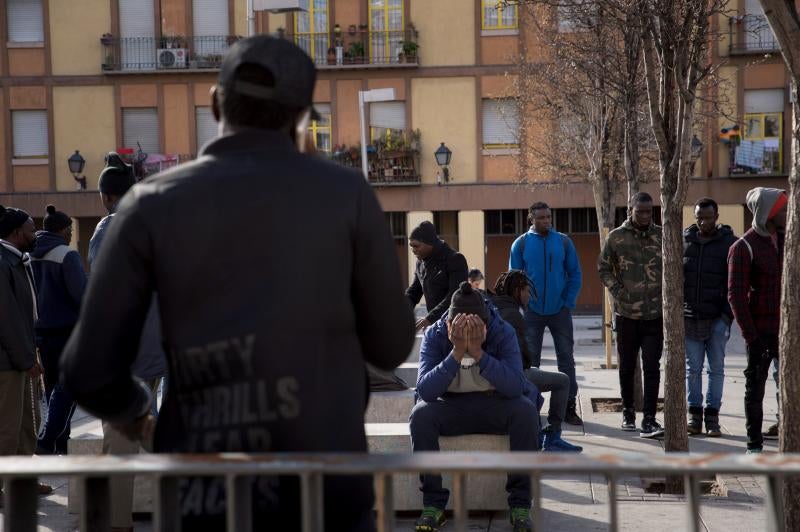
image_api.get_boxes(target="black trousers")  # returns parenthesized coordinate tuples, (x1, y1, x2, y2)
(409, 392, 538, 510)
(744, 336, 779, 450)
(616, 316, 663, 418)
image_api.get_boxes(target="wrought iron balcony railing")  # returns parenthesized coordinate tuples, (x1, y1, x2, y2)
(330, 145, 421, 186)
(285, 29, 419, 68)
(101, 35, 242, 72)
(728, 15, 780, 55)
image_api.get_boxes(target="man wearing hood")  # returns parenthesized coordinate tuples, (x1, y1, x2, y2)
(0, 204, 52, 495)
(406, 221, 469, 331)
(728, 187, 787, 454)
(29, 205, 87, 455)
(682, 198, 737, 438)
(411, 282, 540, 532)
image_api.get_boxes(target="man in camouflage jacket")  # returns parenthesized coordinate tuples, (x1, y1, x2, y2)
(598, 192, 664, 438)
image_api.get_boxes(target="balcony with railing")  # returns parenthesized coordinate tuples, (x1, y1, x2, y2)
(101, 35, 242, 72)
(329, 130, 422, 186)
(285, 28, 419, 69)
(728, 15, 780, 55)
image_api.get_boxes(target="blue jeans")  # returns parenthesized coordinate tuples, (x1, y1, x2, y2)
(685, 317, 730, 411)
(524, 307, 578, 401)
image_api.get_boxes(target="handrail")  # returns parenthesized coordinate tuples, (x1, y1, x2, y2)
(0, 451, 793, 532)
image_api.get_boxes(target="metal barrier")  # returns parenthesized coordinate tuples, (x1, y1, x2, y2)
(1, 451, 797, 532)
(728, 15, 780, 55)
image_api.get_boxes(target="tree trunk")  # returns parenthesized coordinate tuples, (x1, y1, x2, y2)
(756, 1, 800, 527)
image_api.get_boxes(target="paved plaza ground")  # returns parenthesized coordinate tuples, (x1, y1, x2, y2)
(1, 315, 781, 531)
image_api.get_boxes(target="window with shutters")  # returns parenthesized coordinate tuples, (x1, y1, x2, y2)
(12, 110, 48, 158)
(123, 108, 160, 156)
(369, 101, 406, 143)
(732, 89, 784, 175)
(6, 0, 44, 43)
(482, 0, 518, 30)
(309, 103, 331, 153)
(482, 98, 519, 149)
(294, 0, 328, 64)
(195, 107, 217, 152)
(120, 0, 156, 70)
(193, 0, 230, 56)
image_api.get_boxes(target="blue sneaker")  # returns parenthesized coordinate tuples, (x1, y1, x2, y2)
(542, 428, 583, 453)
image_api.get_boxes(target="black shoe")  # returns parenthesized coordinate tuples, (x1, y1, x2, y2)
(763, 423, 779, 440)
(621, 408, 636, 431)
(704, 407, 721, 437)
(640, 416, 665, 439)
(688, 406, 703, 435)
(564, 399, 583, 425)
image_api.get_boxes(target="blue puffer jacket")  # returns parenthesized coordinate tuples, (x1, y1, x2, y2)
(509, 229, 582, 315)
(416, 304, 542, 409)
(30, 231, 87, 329)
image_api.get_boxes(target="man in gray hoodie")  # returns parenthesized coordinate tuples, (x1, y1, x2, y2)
(728, 187, 787, 454)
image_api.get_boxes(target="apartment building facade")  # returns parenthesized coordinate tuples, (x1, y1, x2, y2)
(0, 0, 791, 310)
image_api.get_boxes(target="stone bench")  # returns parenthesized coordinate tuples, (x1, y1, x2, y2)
(67, 422, 510, 512)
(365, 389, 415, 423)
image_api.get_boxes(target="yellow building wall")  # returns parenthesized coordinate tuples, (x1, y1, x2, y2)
(407, 211, 433, 294)
(53, 86, 116, 191)
(163, 84, 192, 154)
(458, 210, 485, 276)
(682, 204, 745, 237)
(410, 0, 475, 66)
(411, 77, 477, 184)
(235, 0, 248, 36)
(49, 0, 109, 75)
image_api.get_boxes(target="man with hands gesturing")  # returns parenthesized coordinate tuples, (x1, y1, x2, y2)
(410, 282, 540, 532)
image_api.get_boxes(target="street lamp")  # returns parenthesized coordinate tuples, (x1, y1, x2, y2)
(434, 142, 452, 183)
(67, 150, 87, 190)
(358, 88, 397, 180)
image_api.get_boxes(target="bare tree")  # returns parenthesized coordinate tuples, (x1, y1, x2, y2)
(639, 0, 728, 472)
(756, 1, 800, 528)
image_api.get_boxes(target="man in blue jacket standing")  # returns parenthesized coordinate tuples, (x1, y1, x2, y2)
(510, 201, 582, 425)
(410, 282, 538, 532)
(30, 205, 87, 455)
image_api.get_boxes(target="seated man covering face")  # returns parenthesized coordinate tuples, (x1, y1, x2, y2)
(410, 281, 540, 532)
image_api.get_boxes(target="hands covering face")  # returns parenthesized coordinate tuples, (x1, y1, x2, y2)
(448, 313, 486, 362)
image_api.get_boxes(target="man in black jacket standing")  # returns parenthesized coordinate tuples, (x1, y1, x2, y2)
(61, 36, 414, 531)
(0, 205, 51, 494)
(684, 198, 738, 437)
(405, 221, 469, 331)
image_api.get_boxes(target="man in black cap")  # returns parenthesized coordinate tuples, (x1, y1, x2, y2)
(61, 36, 413, 530)
(29, 205, 87, 455)
(0, 204, 51, 494)
(88, 153, 136, 265)
(411, 282, 539, 532)
(406, 220, 469, 331)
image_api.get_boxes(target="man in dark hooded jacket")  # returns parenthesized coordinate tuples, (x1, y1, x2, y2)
(29, 205, 87, 455)
(728, 187, 787, 454)
(682, 198, 737, 438)
(61, 36, 413, 531)
(405, 221, 468, 331)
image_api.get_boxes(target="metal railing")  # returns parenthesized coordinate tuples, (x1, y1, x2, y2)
(728, 15, 780, 54)
(330, 146, 422, 186)
(101, 36, 243, 72)
(285, 29, 419, 68)
(1, 451, 796, 532)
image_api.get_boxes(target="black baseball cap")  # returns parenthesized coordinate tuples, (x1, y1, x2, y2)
(218, 35, 320, 119)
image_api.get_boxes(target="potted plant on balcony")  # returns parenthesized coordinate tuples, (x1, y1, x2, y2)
(401, 40, 419, 62)
(327, 46, 337, 65)
(346, 41, 365, 64)
(100, 32, 114, 46)
(160, 34, 187, 49)
(348, 24, 357, 36)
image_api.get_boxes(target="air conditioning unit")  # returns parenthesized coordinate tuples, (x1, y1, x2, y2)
(157, 48, 187, 69)
(254, 0, 305, 13)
